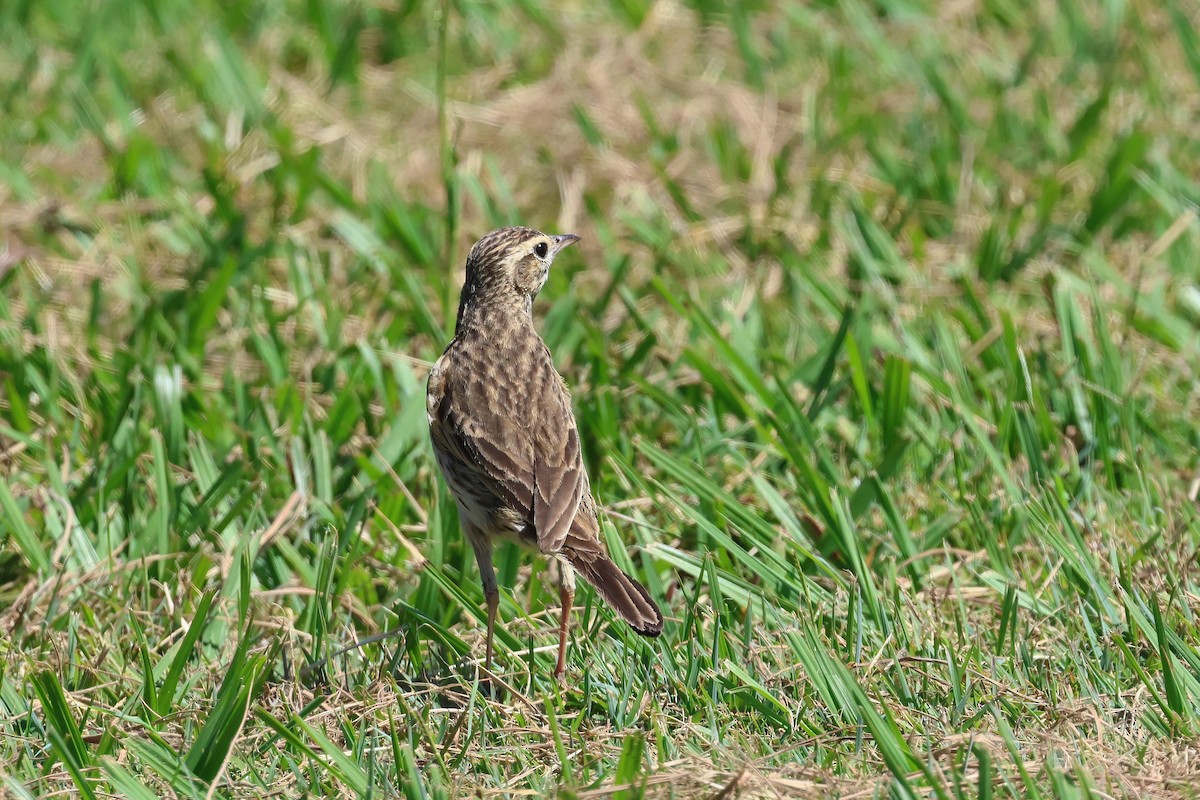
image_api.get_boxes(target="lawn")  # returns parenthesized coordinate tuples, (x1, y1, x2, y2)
(1, 0, 1199, 797)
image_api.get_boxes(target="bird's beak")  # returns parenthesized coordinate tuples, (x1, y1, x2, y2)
(551, 233, 581, 256)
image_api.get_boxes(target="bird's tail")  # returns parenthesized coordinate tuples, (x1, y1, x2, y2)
(567, 552, 663, 637)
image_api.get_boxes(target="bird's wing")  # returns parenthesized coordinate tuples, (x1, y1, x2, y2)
(528, 344, 587, 554)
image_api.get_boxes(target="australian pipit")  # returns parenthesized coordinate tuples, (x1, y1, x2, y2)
(427, 226, 663, 679)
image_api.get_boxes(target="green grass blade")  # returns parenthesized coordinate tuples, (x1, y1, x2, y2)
(31, 672, 96, 800)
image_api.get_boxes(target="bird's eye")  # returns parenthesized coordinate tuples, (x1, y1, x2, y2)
(534, 242, 549, 258)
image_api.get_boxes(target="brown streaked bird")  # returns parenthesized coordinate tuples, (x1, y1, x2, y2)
(427, 226, 663, 679)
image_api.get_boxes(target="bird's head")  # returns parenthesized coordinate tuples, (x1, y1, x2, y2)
(459, 227, 580, 317)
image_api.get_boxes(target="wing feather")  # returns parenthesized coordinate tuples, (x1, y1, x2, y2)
(530, 346, 587, 553)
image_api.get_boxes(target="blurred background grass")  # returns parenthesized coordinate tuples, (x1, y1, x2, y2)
(1, 0, 1199, 797)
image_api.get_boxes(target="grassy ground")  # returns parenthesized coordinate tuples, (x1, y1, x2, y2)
(2, 0, 1199, 797)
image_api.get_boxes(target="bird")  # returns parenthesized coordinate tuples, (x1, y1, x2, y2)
(426, 226, 663, 680)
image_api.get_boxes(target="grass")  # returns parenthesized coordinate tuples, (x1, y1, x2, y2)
(1, 0, 1199, 796)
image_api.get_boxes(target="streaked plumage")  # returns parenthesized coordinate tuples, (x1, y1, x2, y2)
(427, 226, 663, 679)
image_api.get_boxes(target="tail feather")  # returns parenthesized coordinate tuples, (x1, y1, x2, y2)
(568, 553, 663, 637)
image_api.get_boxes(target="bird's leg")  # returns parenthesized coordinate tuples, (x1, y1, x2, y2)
(485, 588, 498, 672)
(465, 525, 498, 678)
(555, 585, 573, 679)
(554, 560, 576, 680)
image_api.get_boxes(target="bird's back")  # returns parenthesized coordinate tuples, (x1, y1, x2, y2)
(428, 317, 588, 546)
